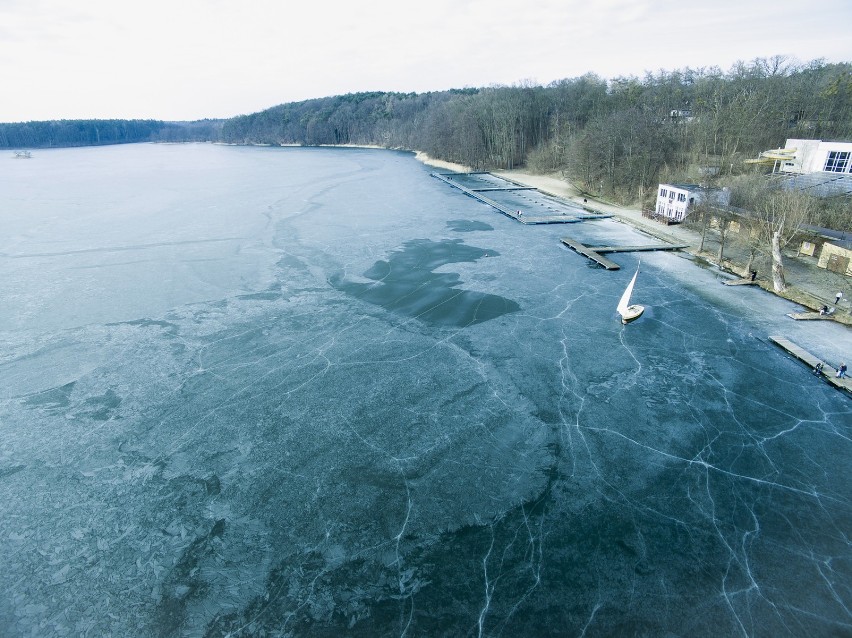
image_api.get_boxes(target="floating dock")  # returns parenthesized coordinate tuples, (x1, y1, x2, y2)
(431, 173, 526, 221)
(560, 237, 620, 269)
(590, 244, 689, 254)
(768, 335, 851, 395)
(560, 237, 688, 270)
(431, 172, 610, 224)
(469, 186, 538, 192)
(786, 311, 834, 321)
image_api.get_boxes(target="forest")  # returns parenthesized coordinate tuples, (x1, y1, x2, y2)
(0, 118, 221, 149)
(3, 57, 851, 219)
(218, 58, 852, 203)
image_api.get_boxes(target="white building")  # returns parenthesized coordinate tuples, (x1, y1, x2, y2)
(779, 139, 852, 175)
(654, 183, 730, 223)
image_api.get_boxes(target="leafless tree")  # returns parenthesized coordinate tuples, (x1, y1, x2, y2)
(715, 211, 735, 267)
(754, 189, 817, 292)
(741, 220, 764, 279)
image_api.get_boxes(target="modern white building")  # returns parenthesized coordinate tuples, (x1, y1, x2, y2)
(779, 139, 852, 175)
(654, 183, 730, 223)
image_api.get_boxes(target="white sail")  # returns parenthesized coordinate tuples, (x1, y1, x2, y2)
(617, 267, 638, 316)
(617, 261, 645, 324)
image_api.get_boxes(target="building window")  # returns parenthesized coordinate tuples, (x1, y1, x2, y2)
(677, 193, 686, 202)
(824, 151, 850, 173)
(660, 188, 667, 197)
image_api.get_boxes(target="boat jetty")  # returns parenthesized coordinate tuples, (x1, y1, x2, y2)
(769, 336, 851, 396)
(432, 172, 610, 224)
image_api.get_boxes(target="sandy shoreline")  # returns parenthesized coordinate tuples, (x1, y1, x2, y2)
(413, 151, 472, 173)
(494, 170, 583, 202)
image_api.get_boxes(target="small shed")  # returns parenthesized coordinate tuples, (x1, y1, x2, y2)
(817, 241, 852, 276)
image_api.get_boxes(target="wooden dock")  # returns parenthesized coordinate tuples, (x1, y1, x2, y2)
(431, 172, 610, 224)
(768, 335, 851, 395)
(560, 237, 620, 269)
(786, 311, 834, 321)
(431, 172, 532, 222)
(590, 244, 689, 254)
(560, 237, 689, 270)
(519, 213, 611, 225)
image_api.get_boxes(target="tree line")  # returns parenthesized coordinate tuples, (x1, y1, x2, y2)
(0, 119, 222, 148)
(3, 56, 850, 213)
(217, 58, 852, 201)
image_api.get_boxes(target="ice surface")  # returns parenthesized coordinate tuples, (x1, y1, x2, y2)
(0, 144, 850, 636)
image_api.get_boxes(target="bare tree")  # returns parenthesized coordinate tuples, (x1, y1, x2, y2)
(754, 189, 816, 292)
(716, 211, 734, 267)
(741, 220, 764, 279)
(692, 202, 712, 254)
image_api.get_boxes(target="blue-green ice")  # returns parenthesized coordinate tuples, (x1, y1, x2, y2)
(1, 144, 850, 636)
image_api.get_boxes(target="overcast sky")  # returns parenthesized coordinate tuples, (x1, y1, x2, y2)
(1, 0, 850, 123)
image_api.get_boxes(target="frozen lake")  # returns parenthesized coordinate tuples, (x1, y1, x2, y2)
(1, 144, 850, 636)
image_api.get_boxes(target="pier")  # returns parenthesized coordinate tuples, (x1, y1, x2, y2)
(589, 244, 689, 254)
(560, 237, 620, 269)
(431, 172, 526, 221)
(723, 278, 758, 286)
(786, 311, 834, 321)
(468, 186, 538, 192)
(431, 172, 611, 224)
(768, 335, 851, 395)
(560, 236, 689, 270)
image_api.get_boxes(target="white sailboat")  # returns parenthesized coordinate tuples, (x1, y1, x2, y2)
(617, 262, 644, 324)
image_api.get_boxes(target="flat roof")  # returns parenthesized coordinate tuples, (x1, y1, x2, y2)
(662, 183, 725, 192)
